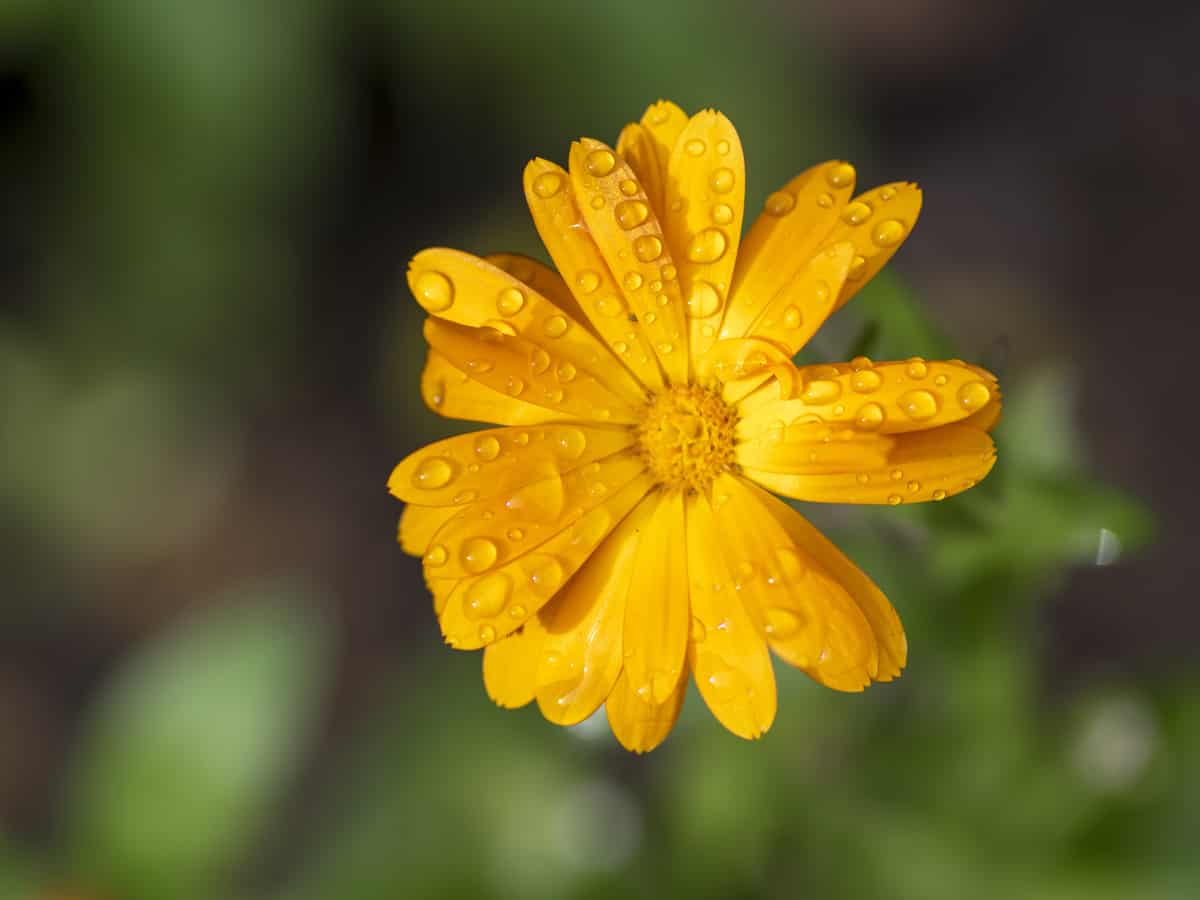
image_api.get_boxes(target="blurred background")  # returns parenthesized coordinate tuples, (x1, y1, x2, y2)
(2, 1, 1197, 898)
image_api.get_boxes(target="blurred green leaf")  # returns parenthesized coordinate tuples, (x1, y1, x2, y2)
(62, 584, 331, 900)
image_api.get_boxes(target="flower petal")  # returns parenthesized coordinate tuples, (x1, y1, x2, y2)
(388, 423, 634, 507)
(723, 160, 858, 339)
(420, 350, 560, 426)
(630, 99, 688, 204)
(736, 421, 896, 475)
(742, 422, 997, 505)
(484, 252, 590, 331)
(409, 248, 647, 408)
(616, 122, 666, 219)
(523, 158, 667, 393)
(570, 138, 690, 386)
(736, 359, 1001, 437)
(756, 491, 906, 681)
(424, 450, 647, 580)
(686, 492, 776, 739)
(710, 473, 880, 692)
(816, 181, 923, 311)
(621, 489, 690, 704)
(742, 242, 855, 356)
(483, 616, 548, 709)
(535, 494, 656, 725)
(437, 471, 656, 650)
(423, 318, 639, 424)
(661, 110, 746, 363)
(605, 666, 687, 754)
(398, 504, 459, 556)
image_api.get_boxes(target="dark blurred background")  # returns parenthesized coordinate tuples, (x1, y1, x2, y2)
(1, 1, 1197, 898)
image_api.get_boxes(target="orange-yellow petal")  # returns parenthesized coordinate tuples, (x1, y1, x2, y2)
(437, 471, 655, 650)
(423, 318, 639, 424)
(661, 110, 746, 363)
(484, 252, 589, 328)
(523, 158, 666, 393)
(387, 424, 634, 507)
(633, 100, 688, 205)
(742, 422, 997, 505)
(483, 616, 548, 709)
(686, 492, 776, 739)
(535, 495, 656, 725)
(723, 160, 857, 339)
(420, 350, 560, 426)
(616, 122, 667, 219)
(736, 420, 896, 475)
(569, 138, 689, 386)
(743, 242, 855, 356)
(398, 504, 460, 556)
(605, 666, 687, 754)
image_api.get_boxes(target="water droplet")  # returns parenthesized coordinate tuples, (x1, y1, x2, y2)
(685, 138, 706, 156)
(907, 480, 921, 493)
(686, 228, 727, 263)
(958, 381, 991, 411)
(595, 295, 625, 317)
(764, 191, 795, 216)
(477, 624, 497, 642)
(934, 374, 949, 386)
(887, 494, 903, 506)
(899, 389, 939, 420)
(633, 234, 663, 262)
(466, 358, 494, 373)
(529, 348, 551, 374)
(880, 186, 897, 200)
(414, 270, 454, 312)
(644, 311, 657, 324)
(906, 358, 928, 380)
(543, 386, 564, 403)
(424, 544, 448, 567)
(495, 287, 525, 316)
(623, 271, 643, 291)
(589, 481, 608, 497)
(613, 340, 628, 354)
(686, 281, 722, 318)
(816, 192, 834, 208)
(826, 162, 856, 188)
(532, 171, 563, 198)
(464, 571, 511, 619)
(589, 195, 605, 210)
(709, 167, 735, 193)
(850, 368, 881, 394)
(660, 263, 677, 281)
(850, 356, 873, 371)
(856, 473, 869, 484)
(802, 379, 842, 404)
(932, 489, 947, 501)
(528, 555, 565, 595)
(847, 255, 867, 280)
(620, 178, 639, 196)
(508, 604, 527, 621)
(733, 561, 758, 590)
(412, 456, 456, 489)
(543, 315, 568, 338)
(657, 342, 674, 354)
(856, 403, 885, 430)
(716, 139, 731, 155)
(782, 306, 802, 329)
(615, 199, 649, 230)
(873, 219, 906, 247)
(765, 607, 803, 638)
(461, 537, 499, 573)
(505, 376, 525, 396)
(555, 362, 577, 383)
(712, 203, 734, 224)
(585, 147, 616, 176)
(577, 270, 601, 294)
(842, 200, 873, 226)
(475, 435, 501, 461)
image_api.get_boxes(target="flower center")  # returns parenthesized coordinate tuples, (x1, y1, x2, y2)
(637, 384, 738, 492)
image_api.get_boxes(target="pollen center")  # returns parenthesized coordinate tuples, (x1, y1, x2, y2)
(637, 384, 738, 492)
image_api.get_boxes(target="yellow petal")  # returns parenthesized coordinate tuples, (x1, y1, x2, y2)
(536, 495, 657, 725)
(483, 616, 548, 709)
(398, 504, 459, 556)
(423, 317, 639, 424)
(523, 158, 666, 393)
(723, 160, 858, 339)
(686, 492, 776, 739)
(742, 422, 997, 505)
(661, 110, 746, 363)
(424, 450, 647, 580)
(484, 252, 590, 331)
(736, 421, 896, 474)
(816, 181, 922, 311)
(605, 666, 686, 754)
(387, 423, 634, 506)
(409, 248, 647, 408)
(438, 471, 655, 650)
(743, 243, 855, 356)
(693, 337, 794, 407)
(569, 138, 690, 386)
(421, 350, 560, 426)
(621, 489, 690, 704)
(756, 491, 906, 681)
(427, 574, 459, 616)
(710, 473, 879, 692)
(616, 122, 666, 219)
(736, 359, 1001, 437)
(635, 99, 688, 199)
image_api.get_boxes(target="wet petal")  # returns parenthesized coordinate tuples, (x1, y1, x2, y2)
(420, 350, 560, 426)
(723, 160, 857, 339)
(742, 422, 997, 506)
(397, 504, 459, 556)
(736, 421, 896, 475)
(535, 495, 656, 725)
(484, 252, 590, 329)
(605, 666, 686, 754)
(632, 99, 688, 204)
(570, 138, 690, 386)
(661, 110, 746, 362)
(523, 158, 666, 393)
(424, 317, 639, 424)
(686, 492, 776, 739)
(616, 122, 666, 219)
(483, 616, 548, 709)
(743, 243, 855, 356)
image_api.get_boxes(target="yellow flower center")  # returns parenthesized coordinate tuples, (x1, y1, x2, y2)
(637, 384, 738, 492)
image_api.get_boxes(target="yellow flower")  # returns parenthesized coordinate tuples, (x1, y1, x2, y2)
(390, 100, 1001, 752)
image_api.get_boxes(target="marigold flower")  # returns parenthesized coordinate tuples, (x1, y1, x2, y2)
(390, 100, 1001, 752)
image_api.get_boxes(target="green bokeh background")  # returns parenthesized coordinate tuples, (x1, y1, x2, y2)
(2, 2, 1196, 899)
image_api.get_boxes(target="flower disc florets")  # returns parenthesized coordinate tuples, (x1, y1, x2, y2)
(637, 384, 738, 492)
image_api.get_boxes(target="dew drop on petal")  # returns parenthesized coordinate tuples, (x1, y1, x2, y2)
(856, 402, 885, 430)
(414, 271, 454, 312)
(852, 368, 883, 392)
(577, 270, 601, 294)
(764, 607, 803, 638)
(764, 191, 795, 216)
(660, 263, 677, 281)
(556, 362, 577, 382)
(528, 555, 565, 595)
(496, 287, 525, 316)
(907, 480, 921, 493)
(461, 537, 499, 573)
(709, 167, 735, 193)
(958, 381, 992, 411)
(816, 192, 834, 208)
(842, 200, 873, 226)
(412, 456, 456, 489)
(615, 199, 649, 230)
(887, 494, 903, 506)
(623, 271, 643, 291)
(847, 255, 867, 280)
(712, 203, 734, 225)
(464, 572, 510, 618)
(899, 389, 939, 420)
(686, 228, 727, 263)
(543, 315, 568, 339)
(782, 306, 802, 329)
(505, 376, 525, 396)
(589, 195, 605, 210)
(424, 544, 448, 567)
(932, 489, 947, 501)
(619, 178, 638, 196)
(556, 428, 587, 459)
(685, 138, 706, 156)
(634, 235, 663, 262)
(826, 162, 856, 188)
(586, 147, 616, 176)
(529, 348, 552, 374)
(872, 219, 906, 247)
(474, 435, 501, 461)
(533, 171, 563, 198)
(906, 358, 928, 380)
(686, 281, 722, 318)
(596, 295, 625, 318)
